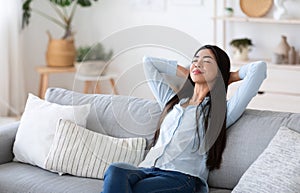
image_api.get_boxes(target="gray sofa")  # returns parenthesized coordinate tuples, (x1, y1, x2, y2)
(0, 88, 299, 193)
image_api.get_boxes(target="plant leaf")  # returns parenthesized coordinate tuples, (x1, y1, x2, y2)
(22, 0, 33, 28)
(76, 43, 113, 62)
(50, 0, 72, 7)
(22, 0, 98, 30)
(77, 0, 98, 7)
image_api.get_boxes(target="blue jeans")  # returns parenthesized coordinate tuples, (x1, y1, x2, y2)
(102, 163, 207, 193)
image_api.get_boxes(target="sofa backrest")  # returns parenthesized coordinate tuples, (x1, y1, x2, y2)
(45, 88, 162, 149)
(208, 109, 300, 189)
(45, 88, 300, 189)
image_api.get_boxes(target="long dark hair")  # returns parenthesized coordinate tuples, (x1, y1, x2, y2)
(153, 45, 231, 171)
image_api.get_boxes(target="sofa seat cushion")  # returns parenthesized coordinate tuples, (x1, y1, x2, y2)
(0, 162, 102, 193)
(209, 188, 232, 193)
(0, 163, 232, 193)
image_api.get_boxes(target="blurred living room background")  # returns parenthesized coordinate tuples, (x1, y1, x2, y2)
(0, 0, 300, 125)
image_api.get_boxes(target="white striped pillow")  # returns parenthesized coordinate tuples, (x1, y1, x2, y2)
(45, 119, 146, 179)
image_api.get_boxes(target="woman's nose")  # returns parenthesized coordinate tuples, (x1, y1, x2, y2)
(194, 61, 202, 68)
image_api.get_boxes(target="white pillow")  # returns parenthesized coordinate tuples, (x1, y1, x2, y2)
(232, 126, 300, 193)
(13, 94, 90, 169)
(45, 119, 146, 179)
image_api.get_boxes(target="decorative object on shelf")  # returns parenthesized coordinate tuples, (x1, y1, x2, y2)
(273, 35, 290, 64)
(22, 0, 98, 67)
(224, 7, 234, 17)
(240, 0, 273, 17)
(273, 0, 289, 20)
(272, 53, 285, 64)
(288, 46, 296, 64)
(297, 51, 300, 64)
(229, 38, 253, 61)
(75, 43, 113, 76)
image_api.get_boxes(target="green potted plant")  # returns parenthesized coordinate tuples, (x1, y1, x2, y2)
(75, 43, 113, 76)
(230, 38, 253, 61)
(22, 0, 98, 67)
(225, 7, 234, 17)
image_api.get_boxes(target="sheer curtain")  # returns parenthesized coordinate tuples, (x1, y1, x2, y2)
(0, 0, 25, 117)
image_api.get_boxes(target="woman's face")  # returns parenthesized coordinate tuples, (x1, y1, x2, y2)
(190, 49, 218, 84)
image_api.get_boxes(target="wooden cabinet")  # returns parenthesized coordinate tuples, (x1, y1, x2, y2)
(213, 0, 300, 113)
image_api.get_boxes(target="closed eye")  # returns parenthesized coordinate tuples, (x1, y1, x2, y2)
(203, 60, 212, 64)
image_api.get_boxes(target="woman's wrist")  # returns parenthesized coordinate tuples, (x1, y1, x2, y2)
(228, 71, 241, 85)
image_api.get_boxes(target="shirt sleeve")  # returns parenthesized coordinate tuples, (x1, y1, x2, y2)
(143, 56, 178, 110)
(226, 61, 267, 128)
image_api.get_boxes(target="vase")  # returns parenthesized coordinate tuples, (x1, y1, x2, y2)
(274, 35, 290, 64)
(46, 32, 76, 67)
(272, 53, 285, 64)
(288, 46, 296, 65)
(297, 51, 300, 64)
(273, 0, 289, 20)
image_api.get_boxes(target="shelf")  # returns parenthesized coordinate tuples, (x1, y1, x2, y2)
(214, 16, 300, 25)
(213, 1, 300, 113)
(231, 59, 300, 71)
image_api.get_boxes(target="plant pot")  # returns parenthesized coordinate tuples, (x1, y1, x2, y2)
(232, 46, 249, 61)
(75, 60, 108, 76)
(46, 33, 76, 67)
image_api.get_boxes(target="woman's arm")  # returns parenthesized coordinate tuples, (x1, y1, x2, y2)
(226, 61, 267, 128)
(176, 64, 189, 78)
(228, 71, 241, 85)
(143, 56, 179, 110)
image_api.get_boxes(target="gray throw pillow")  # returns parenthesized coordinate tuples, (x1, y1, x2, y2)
(232, 126, 300, 193)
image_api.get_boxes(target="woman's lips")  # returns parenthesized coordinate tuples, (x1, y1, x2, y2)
(192, 69, 204, 75)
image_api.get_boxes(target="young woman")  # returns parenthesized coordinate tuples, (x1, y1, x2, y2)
(102, 45, 267, 193)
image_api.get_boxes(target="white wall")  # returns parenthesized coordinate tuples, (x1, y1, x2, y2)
(22, 0, 300, 99)
(22, 0, 215, 98)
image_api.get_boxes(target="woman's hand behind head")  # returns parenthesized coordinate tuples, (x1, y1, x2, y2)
(228, 71, 241, 85)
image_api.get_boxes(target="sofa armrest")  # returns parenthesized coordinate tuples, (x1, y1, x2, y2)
(0, 122, 19, 164)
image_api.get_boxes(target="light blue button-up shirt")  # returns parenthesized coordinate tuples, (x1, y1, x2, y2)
(139, 56, 267, 187)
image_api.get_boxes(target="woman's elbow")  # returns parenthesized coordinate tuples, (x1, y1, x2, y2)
(143, 55, 151, 65)
(252, 61, 267, 80)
